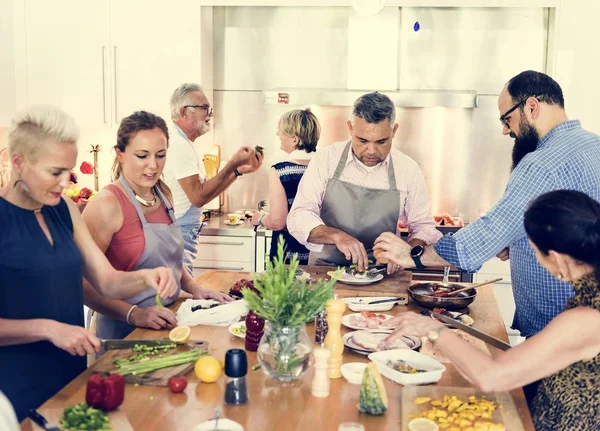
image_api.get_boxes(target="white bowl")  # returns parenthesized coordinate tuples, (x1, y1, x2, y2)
(192, 418, 244, 431)
(368, 349, 446, 385)
(343, 297, 398, 312)
(341, 362, 367, 384)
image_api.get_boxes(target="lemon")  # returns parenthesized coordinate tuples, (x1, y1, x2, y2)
(327, 269, 346, 281)
(194, 356, 222, 383)
(169, 326, 191, 344)
(408, 418, 439, 431)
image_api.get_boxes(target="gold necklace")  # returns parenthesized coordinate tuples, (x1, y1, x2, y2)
(134, 193, 156, 207)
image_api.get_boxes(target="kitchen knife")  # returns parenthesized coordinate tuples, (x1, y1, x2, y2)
(101, 339, 175, 350)
(432, 312, 511, 351)
(28, 409, 60, 431)
(367, 297, 406, 305)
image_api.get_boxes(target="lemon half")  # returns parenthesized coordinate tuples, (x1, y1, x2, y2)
(169, 325, 191, 344)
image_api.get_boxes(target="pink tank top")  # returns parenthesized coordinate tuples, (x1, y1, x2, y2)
(104, 184, 172, 271)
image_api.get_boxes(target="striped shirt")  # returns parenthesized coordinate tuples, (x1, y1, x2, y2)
(288, 141, 442, 252)
(435, 120, 600, 337)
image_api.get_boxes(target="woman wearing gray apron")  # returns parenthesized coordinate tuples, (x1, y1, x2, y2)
(82, 111, 232, 340)
(308, 141, 400, 267)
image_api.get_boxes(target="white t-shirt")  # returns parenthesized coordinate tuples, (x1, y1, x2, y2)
(0, 392, 18, 431)
(163, 125, 207, 218)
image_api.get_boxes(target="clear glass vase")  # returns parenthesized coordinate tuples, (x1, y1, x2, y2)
(257, 322, 313, 382)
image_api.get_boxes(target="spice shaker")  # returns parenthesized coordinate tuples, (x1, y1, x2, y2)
(314, 309, 328, 344)
(244, 311, 265, 352)
(224, 349, 249, 405)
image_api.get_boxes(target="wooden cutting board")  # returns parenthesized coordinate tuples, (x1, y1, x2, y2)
(32, 408, 133, 431)
(93, 340, 208, 387)
(299, 265, 412, 301)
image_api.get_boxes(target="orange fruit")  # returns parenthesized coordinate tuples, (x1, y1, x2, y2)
(194, 356, 222, 383)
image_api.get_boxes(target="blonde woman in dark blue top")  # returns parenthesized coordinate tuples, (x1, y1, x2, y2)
(0, 105, 177, 421)
(252, 108, 320, 264)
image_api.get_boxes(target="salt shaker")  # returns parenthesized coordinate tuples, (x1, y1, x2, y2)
(311, 346, 331, 398)
(244, 310, 264, 352)
(224, 349, 248, 405)
(324, 297, 346, 379)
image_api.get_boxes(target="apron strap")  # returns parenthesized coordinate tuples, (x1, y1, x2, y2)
(154, 185, 177, 223)
(332, 141, 352, 180)
(387, 154, 397, 190)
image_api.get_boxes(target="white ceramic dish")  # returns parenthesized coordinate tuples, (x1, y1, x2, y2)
(224, 220, 244, 226)
(341, 312, 397, 330)
(368, 349, 446, 385)
(342, 330, 421, 355)
(228, 321, 246, 339)
(343, 297, 399, 312)
(341, 362, 367, 384)
(334, 273, 384, 285)
(192, 418, 244, 431)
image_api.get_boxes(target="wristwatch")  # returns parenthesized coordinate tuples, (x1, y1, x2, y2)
(410, 245, 425, 269)
(427, 325, 447, 344)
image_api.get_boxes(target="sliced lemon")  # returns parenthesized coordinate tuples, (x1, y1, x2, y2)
(169, 325, 191, 344)
(327, 269, 346, 280)
(408, 418, 439, 431)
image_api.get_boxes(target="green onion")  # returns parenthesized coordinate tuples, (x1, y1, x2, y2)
(155, 294, 163, 308)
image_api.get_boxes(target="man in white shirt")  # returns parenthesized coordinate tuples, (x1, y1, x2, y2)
(287, 92, 441, 273)
(163, 83, 263, 274)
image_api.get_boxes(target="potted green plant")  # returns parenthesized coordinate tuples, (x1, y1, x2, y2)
(242, 237, 335, 382)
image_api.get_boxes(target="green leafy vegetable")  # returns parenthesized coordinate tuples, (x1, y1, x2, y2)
(114, 349, 206, 376)
(60, 403, 111, 431)
(155, 294, 163, 308)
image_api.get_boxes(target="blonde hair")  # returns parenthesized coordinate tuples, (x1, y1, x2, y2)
(8, 105, 79, 161)
(278, 108, 320, 153)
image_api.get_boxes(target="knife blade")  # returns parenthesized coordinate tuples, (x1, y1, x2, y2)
(367, 297, 406, 305)
(101, 339, 175, 350)
(432, 312, 511, 351)
(28, 409, 60, 431)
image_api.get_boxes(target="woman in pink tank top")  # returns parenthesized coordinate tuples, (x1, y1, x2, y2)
(82, 111, 232, 339)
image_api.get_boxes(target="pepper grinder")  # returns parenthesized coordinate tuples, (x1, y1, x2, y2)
(244, 310, 264, 352)
(224, 349, 248, 405)
(324, 297, 346, 379)
(311, 346, 331, 398)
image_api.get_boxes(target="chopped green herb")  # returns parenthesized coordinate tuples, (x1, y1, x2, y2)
(60, 403, 111, 431)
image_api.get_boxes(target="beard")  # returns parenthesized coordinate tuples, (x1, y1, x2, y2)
(510, 116, 540, 172)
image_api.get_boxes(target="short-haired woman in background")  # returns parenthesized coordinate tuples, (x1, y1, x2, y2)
(252, 108, 320, 264)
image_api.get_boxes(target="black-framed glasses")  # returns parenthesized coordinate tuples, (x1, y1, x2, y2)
(184, 104, 213, 117)
(499, 100, 525, 128)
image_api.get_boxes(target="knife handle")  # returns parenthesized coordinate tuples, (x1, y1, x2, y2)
(28, 409, 49, 430)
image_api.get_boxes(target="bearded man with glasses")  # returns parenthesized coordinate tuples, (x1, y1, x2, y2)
(374, 71, 600, 405)
(162, 83, 263, 275)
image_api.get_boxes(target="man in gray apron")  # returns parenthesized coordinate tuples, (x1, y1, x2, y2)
(162, 83, 264, 275)
(288, 92, 441, 273)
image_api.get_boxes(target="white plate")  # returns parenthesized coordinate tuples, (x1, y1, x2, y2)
(431, 311, 474, 326)
(368, 349, 446, 385)
(342, 312, 397, 330)
(341, 362, 367, 384)
(193, 418, 244, 431)
(342, 330, 421, 355)
(343, 297, 399, 312)
(224, 220, 244, 226)
(228, 321, 246, 339)
(334, 273, 384, 285)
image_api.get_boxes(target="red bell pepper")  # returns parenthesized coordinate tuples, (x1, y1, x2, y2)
(85, 373, 125, 412)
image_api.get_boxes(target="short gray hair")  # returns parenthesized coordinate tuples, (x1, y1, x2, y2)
(170, 83, 204, 121)
(352, 91, 396, 124)
(8, 104, 79, 161)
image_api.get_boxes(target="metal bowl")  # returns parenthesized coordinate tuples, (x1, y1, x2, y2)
(408, 282, 477, 310)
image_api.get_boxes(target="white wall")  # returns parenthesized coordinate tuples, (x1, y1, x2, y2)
(0, 0, 16, 127)
(554, 0, 600, 134)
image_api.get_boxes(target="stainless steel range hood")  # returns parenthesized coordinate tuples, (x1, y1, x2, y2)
(262, 89, 478, 108)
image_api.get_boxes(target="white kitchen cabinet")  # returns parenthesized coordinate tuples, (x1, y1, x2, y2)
(18, 0, 110, 128)
(192, 235, 255, 278)
(0, 0, 16, 126)
(14, 0, 201, 128)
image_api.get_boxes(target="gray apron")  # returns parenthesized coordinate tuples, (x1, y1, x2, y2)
(95, 177, 184, 339)
(308, 141, 400, 266)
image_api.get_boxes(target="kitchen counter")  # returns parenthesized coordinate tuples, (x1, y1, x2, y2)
(21, 272, 534, 431)
(200, 213, 257, 237)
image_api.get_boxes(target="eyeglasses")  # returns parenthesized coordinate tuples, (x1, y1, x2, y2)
(499, 100, 525, 128)
(184, 104, 213, 117)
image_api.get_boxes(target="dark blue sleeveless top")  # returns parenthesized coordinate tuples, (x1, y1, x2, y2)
(269, 161, 310, 265)
(0, 197, 86, 421)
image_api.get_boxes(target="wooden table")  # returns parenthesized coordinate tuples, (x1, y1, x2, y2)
(21, 270, 535, 431)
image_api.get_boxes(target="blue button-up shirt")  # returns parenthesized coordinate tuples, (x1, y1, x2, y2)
(435, 120, 600, 337)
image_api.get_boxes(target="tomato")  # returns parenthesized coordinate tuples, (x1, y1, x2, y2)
(168, 377, 188, 393)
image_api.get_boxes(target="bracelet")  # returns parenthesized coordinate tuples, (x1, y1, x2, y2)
(126, 305, 138, 325)
(258, 213, 266, 227)
(234, 168, 242, 178)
